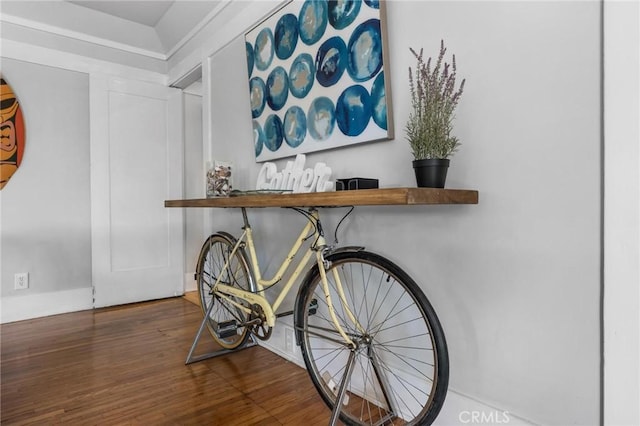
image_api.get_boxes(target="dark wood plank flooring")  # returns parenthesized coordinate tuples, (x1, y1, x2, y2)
(0, 297, 334, 425)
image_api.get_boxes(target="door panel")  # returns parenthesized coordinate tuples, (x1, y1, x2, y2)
(90, 75, 184, 307)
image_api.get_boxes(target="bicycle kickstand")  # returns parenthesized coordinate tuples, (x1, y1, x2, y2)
(185, 298, 256, 364)
(328, 349, 357, 426)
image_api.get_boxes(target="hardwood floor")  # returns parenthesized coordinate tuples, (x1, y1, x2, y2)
(0, 297, 335, 425)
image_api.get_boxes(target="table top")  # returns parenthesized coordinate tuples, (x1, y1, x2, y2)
(165, 187, 479, 208)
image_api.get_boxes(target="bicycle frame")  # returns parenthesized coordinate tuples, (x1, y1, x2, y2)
(211, 207, 357, 347)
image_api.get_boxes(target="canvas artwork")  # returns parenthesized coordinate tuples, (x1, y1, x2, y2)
(246, 0, 393, 162)
(0, 75, 25, 190)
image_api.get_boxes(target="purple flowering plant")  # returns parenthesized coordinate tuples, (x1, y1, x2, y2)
(406, 40, 466, 159)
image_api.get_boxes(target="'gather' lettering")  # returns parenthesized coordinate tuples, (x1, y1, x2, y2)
(256, 154, 334, 193)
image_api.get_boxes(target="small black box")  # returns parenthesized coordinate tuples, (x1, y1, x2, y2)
(336, 178, 379, 191)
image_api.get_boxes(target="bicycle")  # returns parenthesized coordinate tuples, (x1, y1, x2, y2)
(194, 206, 449, 425)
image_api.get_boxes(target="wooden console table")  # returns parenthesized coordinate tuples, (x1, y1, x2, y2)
(165, 187, 478, 208)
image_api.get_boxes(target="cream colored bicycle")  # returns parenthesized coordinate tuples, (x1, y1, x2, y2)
(194, 206, 449, 425)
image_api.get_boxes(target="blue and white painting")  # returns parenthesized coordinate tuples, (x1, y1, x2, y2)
(246, 0, 393, 162)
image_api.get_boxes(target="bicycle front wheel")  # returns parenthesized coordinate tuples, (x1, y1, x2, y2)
(196, 233, 254, 350)
(295, 251, 449, 425)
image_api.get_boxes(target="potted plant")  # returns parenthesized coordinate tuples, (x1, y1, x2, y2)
(406, 40, 465, 188)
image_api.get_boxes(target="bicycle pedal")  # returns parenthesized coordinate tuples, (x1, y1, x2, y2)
(215, 320, 238, 339)
(308, 299, 318, 315)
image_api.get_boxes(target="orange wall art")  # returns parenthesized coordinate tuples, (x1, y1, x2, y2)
(1, 75, 26, 190)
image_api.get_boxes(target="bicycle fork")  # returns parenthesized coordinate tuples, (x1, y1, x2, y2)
(315, 249, 358, 349)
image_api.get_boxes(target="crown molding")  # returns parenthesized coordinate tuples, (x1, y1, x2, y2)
(1, 13, 167, 60)
(1, 39, 167, 85)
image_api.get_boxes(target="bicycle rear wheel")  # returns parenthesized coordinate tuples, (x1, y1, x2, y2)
(196, 233, 254, 349)
(295, 251, 449, 425)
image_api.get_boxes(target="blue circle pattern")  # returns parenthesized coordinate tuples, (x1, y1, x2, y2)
(315, 37, 347, 88)
(266, 66, 289, 111)
(364, 0, 379, 9)
(274, 14, 299, 60)
(370, 71, 387, 130)
(253, 120, 265, 157)
(264, 114, 284, 151)
(289, 53, 315, 99)
(249, 77, 266, 118)
(284, 106, 307, 148)
(254, 28, 274, 71)
(298, 0, 328, 46)
(246, 42, 254, 78)
(336, 85, 372, 137)
(328, 0, 361, 30)
(347, 19, 382, 82)
(307, 97, 336, 141)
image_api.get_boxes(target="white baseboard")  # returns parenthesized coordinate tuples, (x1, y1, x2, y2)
(435, 389, 536, 425)
(0, 287, 93, 324)
(260, 336, 536, 426)
(257, 339, 305, 368)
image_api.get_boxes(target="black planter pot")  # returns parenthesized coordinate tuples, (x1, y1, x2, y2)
(412, 159, 450, 188)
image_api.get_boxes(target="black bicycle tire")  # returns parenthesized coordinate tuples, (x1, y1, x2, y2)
(196, 233, 253, 350)
(294, 250, 449, 425)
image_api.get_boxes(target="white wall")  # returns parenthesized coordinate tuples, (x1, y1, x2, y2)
(603, 1, 640, 425)
(0, 58, 93, 321)
(191, 1, 602, 425)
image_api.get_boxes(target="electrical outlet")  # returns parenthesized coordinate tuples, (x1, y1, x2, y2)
(284, 326, 294, 353)
(14, 272, 29, 290)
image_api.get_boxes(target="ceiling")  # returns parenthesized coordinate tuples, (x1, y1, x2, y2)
(68, 1, 176, 27)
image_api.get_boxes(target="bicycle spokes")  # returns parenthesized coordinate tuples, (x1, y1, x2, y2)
(197, 234, 253, 349)
(298, 251, 448, 425)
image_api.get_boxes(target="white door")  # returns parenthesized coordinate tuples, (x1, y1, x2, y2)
(90, 75, 184, 307)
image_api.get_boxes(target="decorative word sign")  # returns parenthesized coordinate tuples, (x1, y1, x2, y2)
(256, 154, 334, 193)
